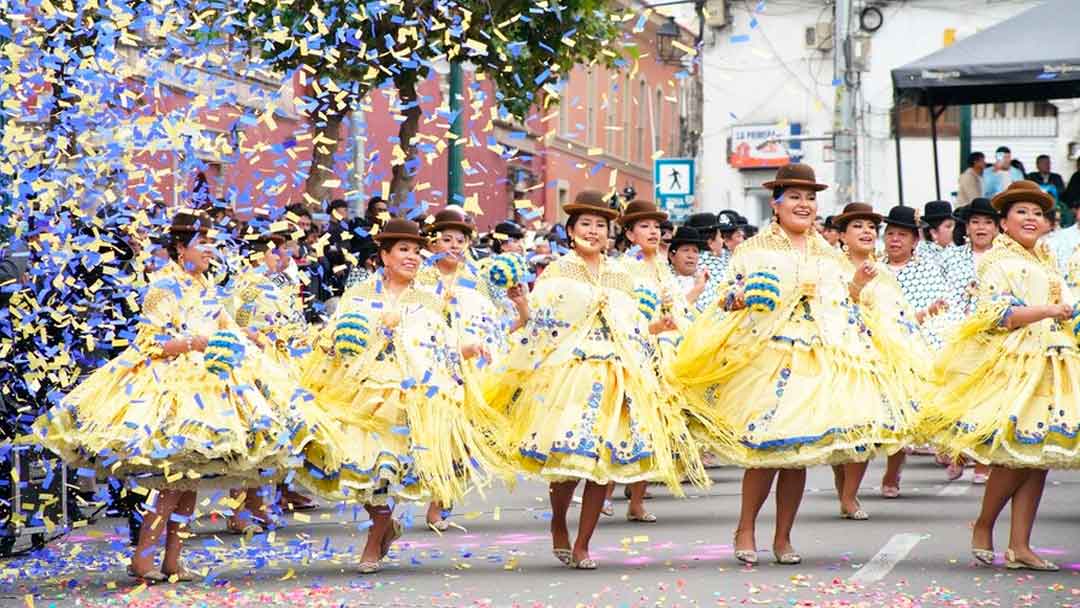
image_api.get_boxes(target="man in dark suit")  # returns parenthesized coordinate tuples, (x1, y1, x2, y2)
(1027, 154, 1070, 226)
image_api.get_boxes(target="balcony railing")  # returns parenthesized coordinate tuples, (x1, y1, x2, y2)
(971, 117, 1058, 138)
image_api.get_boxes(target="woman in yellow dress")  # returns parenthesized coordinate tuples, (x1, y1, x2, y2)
(921, 180, 1077, 572)
(298, 218, 505, 574)
(414, 207, 528, 531)
(26, 210, 307, 583)
(616, 199, 710, 522)
(830, 202, 931, 521)
(488, 191, 685, 570)
(225, 227, 328, 531)
(671, 164, 911, 565)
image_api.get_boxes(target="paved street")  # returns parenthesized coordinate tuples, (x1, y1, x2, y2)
(2, 457, 1078, 607)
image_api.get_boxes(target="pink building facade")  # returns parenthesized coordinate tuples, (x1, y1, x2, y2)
(111, 11, 700, 231)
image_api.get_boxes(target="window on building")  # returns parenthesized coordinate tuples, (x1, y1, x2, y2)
(557, 184, 570, 222)
(1033, 101, 1057, 117)
(605, 84, 615, 152)
(654, 87, 663, 155)
(558, 81, 570, 137)
(895, 105, 960, 137)
(971, 101, 1058, 119)
(622, 74, 631, 159)
(670, 86, 682, 155)
(586, 69, 596, 146)
(634, 80, 645, 163)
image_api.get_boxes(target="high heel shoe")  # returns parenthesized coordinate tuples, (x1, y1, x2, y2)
(162, 561, 199, 583)
(567, 556, 598, 570)
(840, 501, 869, 520)
(970, 546, 995, 565)
(773, 549, 802, 565)
(426, 518, 450, 533)
(127, 565, 167, 584)
(552, 548, 572, 565)
(1005, 549, 1059, 572)
(733, 529, 758, 565)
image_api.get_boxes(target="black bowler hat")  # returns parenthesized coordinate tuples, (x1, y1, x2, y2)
(716, 209, 747, 233)
(685, 212, 718, 231)
(922, 200, 954, 224)
(493, 220, 525, 240)
(883, 205, 926, 231)
(956, 197, 1000, 221)
(669, 226, 707, 249)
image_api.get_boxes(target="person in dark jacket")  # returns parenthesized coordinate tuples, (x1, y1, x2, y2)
(1027, 155, 1070, 226)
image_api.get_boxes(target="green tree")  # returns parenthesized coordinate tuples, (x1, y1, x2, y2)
(238, 0, 625, 206)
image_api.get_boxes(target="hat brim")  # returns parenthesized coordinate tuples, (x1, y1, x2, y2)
(373, 231, 427, 245)
(669, 239, 706, 249)
(170, 226, 210, 236)
(921, 213, 955, 224)
(833, 211, 883, 230)
(883, 218, 926, 230)
(991, 189, 1054, 213)
(563, 203, 619, 220)
(428, 221, 475, 236)
(956, 207, 1000, 221)
(762, 178, 829, 192)
(619, 210, 669, 225)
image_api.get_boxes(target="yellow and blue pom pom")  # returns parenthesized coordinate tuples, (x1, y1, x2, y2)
(334, 312, 371, 357)
(205, 330, 245, 377)
(1070, 307, 1080, 340)
(635, 287, 661, 321)
(744, 271, 781, 313)
(488, 254, 527, 289)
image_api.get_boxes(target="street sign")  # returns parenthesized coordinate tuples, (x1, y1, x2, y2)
(654, 158, 694, 198)
(658, 194, 694, 223)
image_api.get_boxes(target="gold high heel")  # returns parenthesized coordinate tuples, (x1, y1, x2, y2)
(1005, 549, 1059, 572)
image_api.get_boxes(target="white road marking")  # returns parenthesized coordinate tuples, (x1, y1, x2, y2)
(848, 533, 924, 584)
(938, 483, 970, 496)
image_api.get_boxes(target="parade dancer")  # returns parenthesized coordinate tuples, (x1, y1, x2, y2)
(876, 205, 953, 497)
(25, 211, 313, 584)
(226, 226, 324, 532)
(616, 200, 710, 523)
(298, 218, 505, 573)
(921, 181, 1079, 572)
(831, 203, 931, 520)
(416, 207, 526, 532)
(939, 198, 1000, 484)
(488, 191, 693, 570)
(671, 164, 913, 565)
(916, 200, 957, 267)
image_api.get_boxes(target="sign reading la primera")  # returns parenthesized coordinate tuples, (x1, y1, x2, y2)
(729, 122, 802, 169)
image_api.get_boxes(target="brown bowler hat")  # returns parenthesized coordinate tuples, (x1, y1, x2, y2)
(373, 218, 427, 245)
(427, 206, 475, 236)
(762, 163, 829, 192)
(563, 189, 619, 220)
(619, 199, 668, 225)
(169, 209, 212, 237)
(832, 202, 883, 231)
(991, 180, 1054, 213)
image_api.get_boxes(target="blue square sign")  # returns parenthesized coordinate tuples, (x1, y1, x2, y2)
(654, 158, 694, 198)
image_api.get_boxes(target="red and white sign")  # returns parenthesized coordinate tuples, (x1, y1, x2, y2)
(729, 123, 800, 169)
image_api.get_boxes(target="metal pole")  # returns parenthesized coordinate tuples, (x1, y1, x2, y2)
(958, 105, 971, 182)
(893, 104, 904, 206)
(448, 60, 464, 206)
(832, 0, 855, 207)
(930, 104, 942, 201)
(349, 110, 366, 217)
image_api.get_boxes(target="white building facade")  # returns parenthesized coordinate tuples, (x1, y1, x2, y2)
(694, 0, 1080, 224)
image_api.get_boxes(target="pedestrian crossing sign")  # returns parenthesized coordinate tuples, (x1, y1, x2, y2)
(654, 158, 694, 198)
